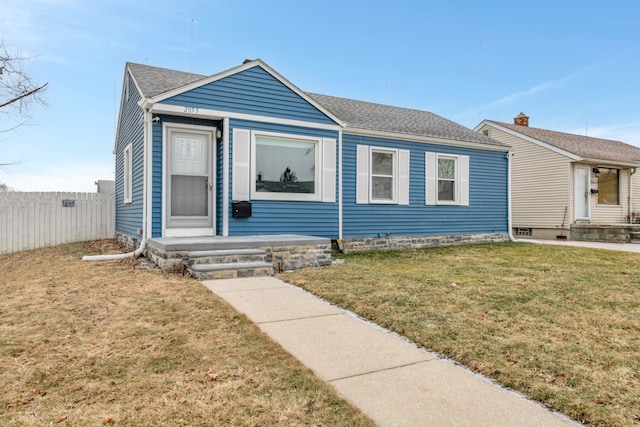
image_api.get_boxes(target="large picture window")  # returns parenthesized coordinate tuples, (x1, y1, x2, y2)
(598, 167, 619, 205)
(251, 132, 322, 201)
(233, 129, 335, 203)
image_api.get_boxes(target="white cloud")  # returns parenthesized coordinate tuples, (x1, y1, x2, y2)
(1, 162, 114, 192)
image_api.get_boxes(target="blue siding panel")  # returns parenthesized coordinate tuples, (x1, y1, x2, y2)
(115, 73, 144, 241)
(227, 119, 339, 239)
(342, 134, 508, 238)
(163, 66, 335, 125)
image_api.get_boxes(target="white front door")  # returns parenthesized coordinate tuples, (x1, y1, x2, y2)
(164, 125, 215, 236)
(574, 165, 590, 220)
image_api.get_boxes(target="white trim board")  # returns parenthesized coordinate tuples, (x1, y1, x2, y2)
(149, 103, 342, 132)
(147, 60, 344, 127)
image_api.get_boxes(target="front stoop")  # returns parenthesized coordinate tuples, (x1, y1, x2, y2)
(183, 249, 274, 280)
(146, 235, 332, 278)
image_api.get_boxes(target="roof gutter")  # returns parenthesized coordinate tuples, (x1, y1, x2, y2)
(581, 158, 640, 169)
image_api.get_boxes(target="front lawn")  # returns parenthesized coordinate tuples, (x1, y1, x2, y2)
(0, 241, 374, 426)
(281, 243, 640, 426)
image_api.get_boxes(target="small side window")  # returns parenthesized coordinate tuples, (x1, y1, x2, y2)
(123, 144, 133, 204)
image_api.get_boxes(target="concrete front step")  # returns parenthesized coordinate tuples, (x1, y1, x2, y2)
(185, 248, 269, 266)
(630, 231, 640, 244)
(187, 261, 274, 280)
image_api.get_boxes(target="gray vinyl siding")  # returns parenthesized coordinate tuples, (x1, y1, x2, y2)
(163, 66, 335, 125)
(342, 134, 508, 238)
(115, 73, 144, 240)
(634, 172, 640, 214)
(227, 118, 339, 239)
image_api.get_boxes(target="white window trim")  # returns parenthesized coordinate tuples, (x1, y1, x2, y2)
(426, 152, 469, 206)
(356, 145, 409, 205)
(123, 144, 133, 204)
(250, 130, 322, 202)
(369, 147, 399, 204)
(436, 154, 459, 205)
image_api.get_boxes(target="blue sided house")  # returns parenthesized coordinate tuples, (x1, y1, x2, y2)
(114, 59, 511, 278)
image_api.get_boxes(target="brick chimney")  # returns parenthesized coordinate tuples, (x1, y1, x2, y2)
(514, 112, 529, 126)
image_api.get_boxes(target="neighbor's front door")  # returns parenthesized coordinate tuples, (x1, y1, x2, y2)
(574, 165, 590, 221)
(165, 125, 215, 236)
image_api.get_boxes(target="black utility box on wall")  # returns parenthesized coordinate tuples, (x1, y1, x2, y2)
(232, 201, 252, 218)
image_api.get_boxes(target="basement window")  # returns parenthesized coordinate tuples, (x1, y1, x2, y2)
(515, 228, 532, 236)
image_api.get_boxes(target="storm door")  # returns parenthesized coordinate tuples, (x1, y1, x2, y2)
(574, 165, 590, 221)
(165, 126, 215, 234)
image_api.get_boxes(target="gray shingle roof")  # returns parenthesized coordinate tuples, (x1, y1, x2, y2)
(490, 121, 640, 164)
(127, 62, 206, 98)
(307, 93, 506, 148)
(126, 62, 508, 149)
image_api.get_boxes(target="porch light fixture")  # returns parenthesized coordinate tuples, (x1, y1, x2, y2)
(593, 167, 600, 178)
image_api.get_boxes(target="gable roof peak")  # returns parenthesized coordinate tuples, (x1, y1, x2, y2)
(484, 119, 640, 164)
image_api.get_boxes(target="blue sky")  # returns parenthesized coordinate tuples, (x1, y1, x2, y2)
(2, 0, 640, 191)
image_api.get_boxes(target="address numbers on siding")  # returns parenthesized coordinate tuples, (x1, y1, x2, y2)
(183, 106, 200, 114)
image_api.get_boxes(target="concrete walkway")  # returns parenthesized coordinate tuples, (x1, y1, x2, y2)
(202, 276, 582, 427)
(533, 239, 640, 253)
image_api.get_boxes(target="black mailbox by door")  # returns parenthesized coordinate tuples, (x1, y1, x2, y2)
(232, 201, 252, 218)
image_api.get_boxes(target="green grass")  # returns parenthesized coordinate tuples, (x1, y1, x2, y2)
(281, 242, 640, 426)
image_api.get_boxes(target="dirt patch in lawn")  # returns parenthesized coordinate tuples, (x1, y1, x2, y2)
(0, 241, 374, 426)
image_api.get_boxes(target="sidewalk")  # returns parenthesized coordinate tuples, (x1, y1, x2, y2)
(202, 277, 582, 427)
(533, 239, 640, 253)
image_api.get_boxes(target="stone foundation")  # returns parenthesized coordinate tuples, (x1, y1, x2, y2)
(115, 231, 140, 249)
(339, 232, 509, 253)
(268, 243, 332, 272)
(145, 235, 332, 273)
(570, 224, 640, 243)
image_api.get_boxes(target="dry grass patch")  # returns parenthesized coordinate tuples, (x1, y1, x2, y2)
(0, 241, 374, 427)
(281, 243, 640, 426)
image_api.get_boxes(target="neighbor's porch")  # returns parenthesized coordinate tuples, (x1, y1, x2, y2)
(146, 234, 332, 280)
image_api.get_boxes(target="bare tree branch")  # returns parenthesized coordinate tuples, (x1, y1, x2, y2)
(0, 82, 48, 109)
(0, 39, 48, 166)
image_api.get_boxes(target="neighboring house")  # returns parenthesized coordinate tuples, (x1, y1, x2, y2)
(114, 59, 510, 268)
(95, 180, 115, 194)
(475, 113, 640, 241)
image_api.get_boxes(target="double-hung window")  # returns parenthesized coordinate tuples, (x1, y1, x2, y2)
(356, 145, 409, 205)
(426, 152, 469, 206)
(371, 149, 396, 202)
(437, 156, 457, 203)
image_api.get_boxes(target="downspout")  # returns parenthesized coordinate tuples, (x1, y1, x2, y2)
(506, 150, 539, 244)
(507, 151, 516, 242)
(222, 117, 230, 236)
(83, 107, 152, 261)
(338, 128, 343, 240)
(629, 167, 636, 222)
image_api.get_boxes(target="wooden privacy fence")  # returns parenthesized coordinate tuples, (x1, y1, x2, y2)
(0, 192, 115, 255)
